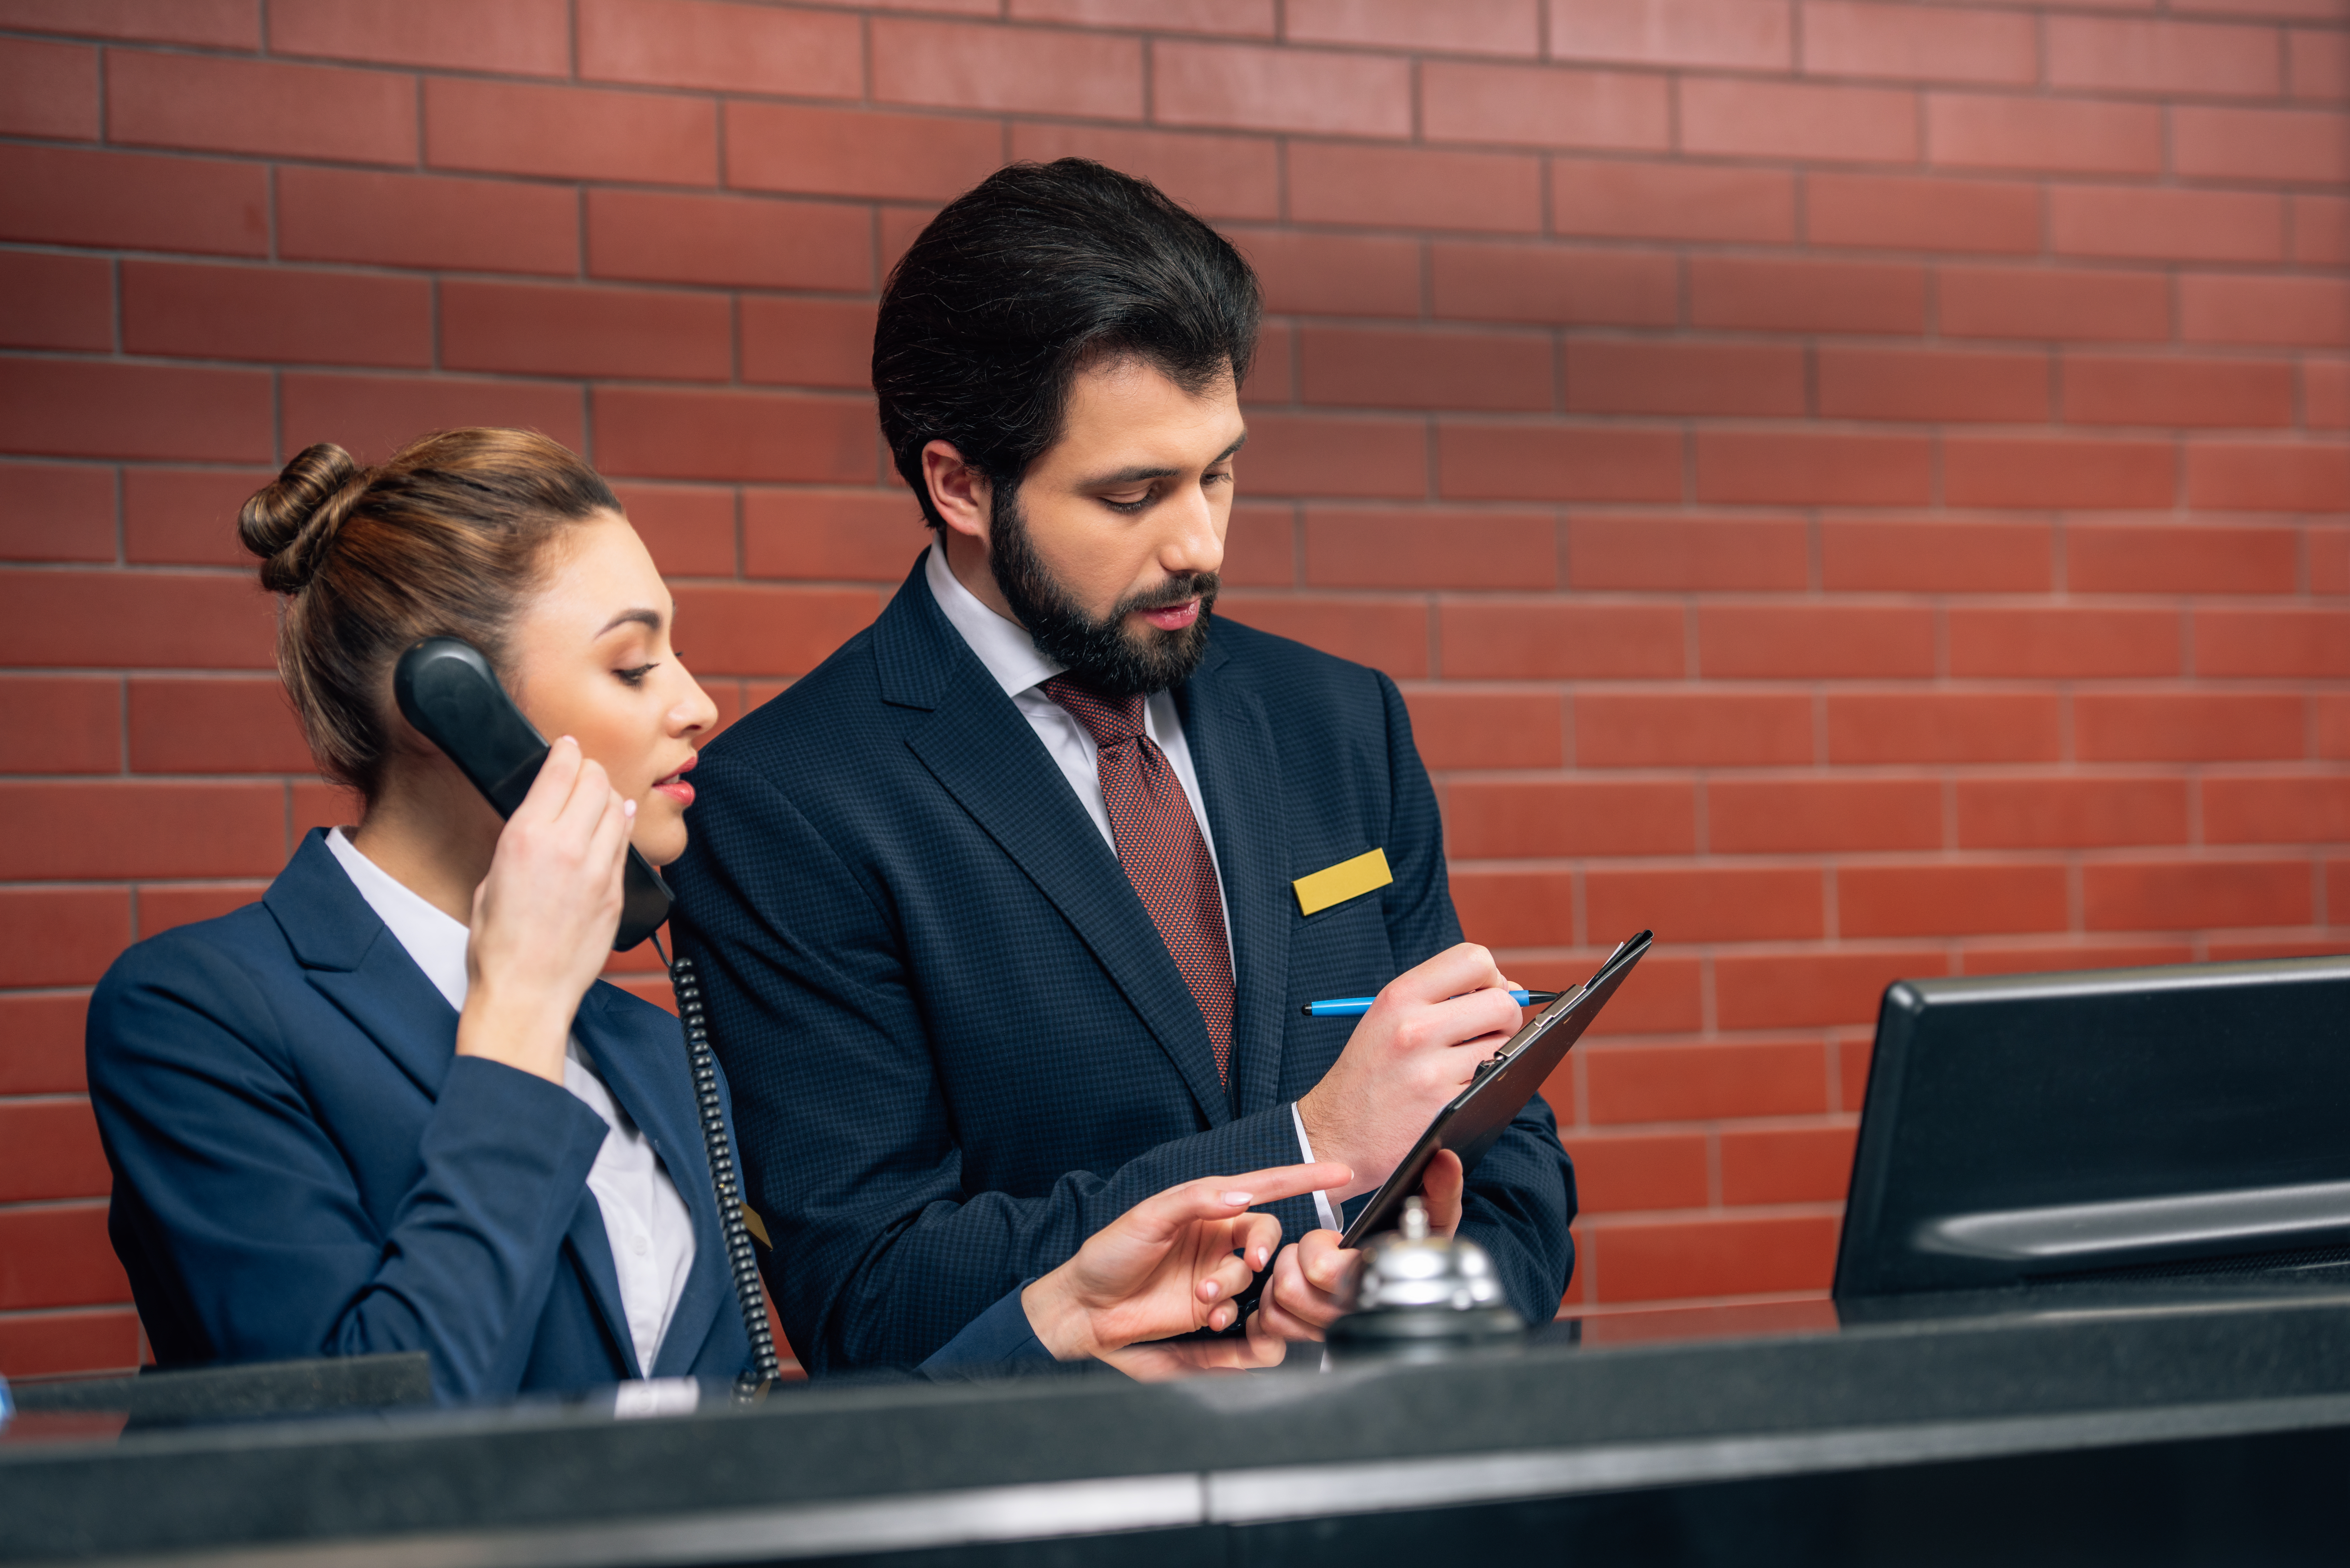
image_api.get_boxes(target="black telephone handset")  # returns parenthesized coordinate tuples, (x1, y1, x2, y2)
(392, 637, 783, 1393)
(393, 637, 674, 951)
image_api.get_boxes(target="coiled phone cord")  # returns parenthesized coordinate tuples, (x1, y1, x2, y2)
(653, 934, 783, 1396)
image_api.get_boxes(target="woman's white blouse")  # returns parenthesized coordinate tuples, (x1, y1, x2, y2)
(324, 829, 695, 1374)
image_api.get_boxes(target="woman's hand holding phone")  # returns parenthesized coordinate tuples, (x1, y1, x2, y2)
(455, 736, 633, 1085)
(1019, 1161, 1350, 1379)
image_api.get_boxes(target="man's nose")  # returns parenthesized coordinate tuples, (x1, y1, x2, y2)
(1159, 483, 1225, 578)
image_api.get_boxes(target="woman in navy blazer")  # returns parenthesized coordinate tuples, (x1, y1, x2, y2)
(87, 431, 1340, 1404)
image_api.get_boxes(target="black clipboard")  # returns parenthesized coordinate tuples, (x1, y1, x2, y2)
(1338, 931, 1653, 1248)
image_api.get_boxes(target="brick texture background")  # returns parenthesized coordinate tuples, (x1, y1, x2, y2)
(2, 0, 2345, 1379)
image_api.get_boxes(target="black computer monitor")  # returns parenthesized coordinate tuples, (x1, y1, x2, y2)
(1834, 955, 2350, 1301)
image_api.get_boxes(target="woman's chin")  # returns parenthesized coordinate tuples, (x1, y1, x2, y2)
(631, 807, 690, 870)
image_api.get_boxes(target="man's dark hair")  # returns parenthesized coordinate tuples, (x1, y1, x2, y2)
(873, 158, 1262, 531)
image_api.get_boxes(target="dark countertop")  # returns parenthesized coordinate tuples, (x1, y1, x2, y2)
(11, 1281, 2350, 1566)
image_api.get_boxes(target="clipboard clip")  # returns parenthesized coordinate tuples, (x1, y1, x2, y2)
(1468, 979, 1588, 1086)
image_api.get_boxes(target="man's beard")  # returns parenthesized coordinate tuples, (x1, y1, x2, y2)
(988, 489, 1219, 698)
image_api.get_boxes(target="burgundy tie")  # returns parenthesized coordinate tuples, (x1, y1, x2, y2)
(1044, 676, 1235, 1086)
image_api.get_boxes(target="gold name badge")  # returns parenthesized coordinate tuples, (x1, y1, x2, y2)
(1293, 848, 1394, 916)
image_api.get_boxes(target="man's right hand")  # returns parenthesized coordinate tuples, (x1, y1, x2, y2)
(1293, 943, 1523, 1200)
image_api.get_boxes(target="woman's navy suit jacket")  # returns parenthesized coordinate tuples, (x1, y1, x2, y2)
(85, 829, 757, 1402)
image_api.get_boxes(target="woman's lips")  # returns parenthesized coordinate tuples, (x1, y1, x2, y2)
(1139, 600, 1200, 631)
(652, 752, 697, 806)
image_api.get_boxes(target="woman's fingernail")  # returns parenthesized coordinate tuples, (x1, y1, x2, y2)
(623, 799, 637, 818)
(1254, 1247, 1270, 1268)
(1201, 1279, 1220, 1300)
(1220, 1190, 1253, 1206)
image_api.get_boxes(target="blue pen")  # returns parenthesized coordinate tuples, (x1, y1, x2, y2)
(1299, 989, 1562, 1018)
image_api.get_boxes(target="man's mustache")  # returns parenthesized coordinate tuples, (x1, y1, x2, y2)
(1116, 573, 1220, 618)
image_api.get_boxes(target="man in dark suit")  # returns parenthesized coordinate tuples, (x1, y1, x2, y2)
(669, 159, 1576, 1373)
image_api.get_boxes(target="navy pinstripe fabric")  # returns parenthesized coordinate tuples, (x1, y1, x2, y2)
(666, 554, 1577, 1372)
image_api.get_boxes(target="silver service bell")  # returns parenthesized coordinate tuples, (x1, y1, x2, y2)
(1325, 1197, 1526, 1360)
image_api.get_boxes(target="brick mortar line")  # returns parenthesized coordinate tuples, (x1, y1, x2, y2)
(1578, 1201, 1846, 1223)
(9, 37, 2345, 106)
(1575, 1117, 1863, 1138)
(13, 126, 2347, 191)
(0, 1303, 136, 1315)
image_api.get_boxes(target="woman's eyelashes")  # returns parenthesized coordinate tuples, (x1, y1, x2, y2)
(614, 662, 658, 688)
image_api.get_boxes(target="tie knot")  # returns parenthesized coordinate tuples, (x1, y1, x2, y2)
(1043, 675, 1146, 750)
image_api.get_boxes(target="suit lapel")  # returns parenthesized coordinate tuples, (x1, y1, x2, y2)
(877, 569, 1233, 1125)
(1177, 637, 1292, 1119)
(267, 831, 460, 1100)
(573, 986, 729, 1377)
(563, 1192, 641, 1380)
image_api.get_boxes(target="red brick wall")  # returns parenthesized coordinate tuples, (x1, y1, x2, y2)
(3, 0, 2346, 1377)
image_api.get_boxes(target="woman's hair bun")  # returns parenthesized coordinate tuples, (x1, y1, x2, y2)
(240, 444, 367, 594)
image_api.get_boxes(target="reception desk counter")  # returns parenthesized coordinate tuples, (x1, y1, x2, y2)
(9, 1279, 2350, 1566)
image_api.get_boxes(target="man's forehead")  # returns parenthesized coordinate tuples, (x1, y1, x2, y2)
(1057, 354, 1246, 459)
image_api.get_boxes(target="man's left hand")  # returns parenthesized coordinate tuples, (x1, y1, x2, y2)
(1254, 1150, 1465, 1342)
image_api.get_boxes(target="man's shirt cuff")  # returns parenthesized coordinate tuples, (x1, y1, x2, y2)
(1290, 1101, 1343, 1234)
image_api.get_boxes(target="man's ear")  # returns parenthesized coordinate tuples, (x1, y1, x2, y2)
(921, 441, 994, 547)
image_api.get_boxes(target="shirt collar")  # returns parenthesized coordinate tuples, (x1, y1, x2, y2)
(324, 826, 471, 1014)
(923, 540, 1064, 701)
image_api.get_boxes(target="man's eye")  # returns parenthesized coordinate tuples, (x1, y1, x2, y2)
(616, 663, 657, 687)
(1103, 492, 1151, 514)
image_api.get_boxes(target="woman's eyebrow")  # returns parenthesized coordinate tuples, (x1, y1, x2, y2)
(595, 607, 664, 637)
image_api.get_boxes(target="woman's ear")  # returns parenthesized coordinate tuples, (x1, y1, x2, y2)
(921, 441, 994, 546)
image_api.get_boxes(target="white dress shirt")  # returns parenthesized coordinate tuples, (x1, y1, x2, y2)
(924, 545, 1342, 1232)
(325, 828, 696, 1374)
